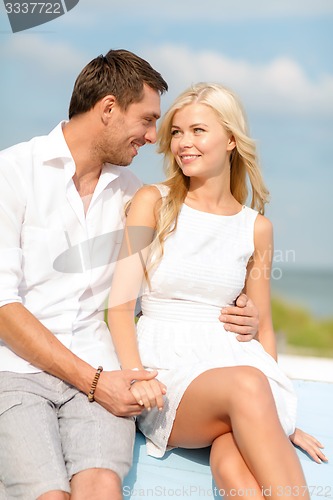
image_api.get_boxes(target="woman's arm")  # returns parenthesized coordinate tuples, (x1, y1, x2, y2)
(244, 215, 328, 462)
(244, 214, 277, 359)
(108, 185, 166, 410)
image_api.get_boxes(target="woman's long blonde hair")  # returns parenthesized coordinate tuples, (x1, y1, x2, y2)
(150, 82, 270, 267)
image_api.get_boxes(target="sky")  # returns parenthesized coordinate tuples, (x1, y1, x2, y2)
(1, 0, 333, 271)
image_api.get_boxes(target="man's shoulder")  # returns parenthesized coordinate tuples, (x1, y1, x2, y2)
(0, 127, 56, 161)
(0, 136, 38, 158)
(0, 137, 42, 180)
(0, 123, 69, 171)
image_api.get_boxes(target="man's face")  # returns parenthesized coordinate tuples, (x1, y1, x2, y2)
(99, 84, 161, 166)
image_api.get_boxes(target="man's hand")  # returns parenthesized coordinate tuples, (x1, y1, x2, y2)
(219, 293, 259, 342)
(94, 368, 158, 417)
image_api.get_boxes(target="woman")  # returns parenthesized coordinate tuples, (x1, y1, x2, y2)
(108, 83, 326, 498)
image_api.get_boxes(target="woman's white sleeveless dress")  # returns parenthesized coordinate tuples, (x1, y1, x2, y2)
(136, 184, 297, 458)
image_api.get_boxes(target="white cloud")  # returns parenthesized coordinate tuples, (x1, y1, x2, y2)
(89, 0, 333, 22)
(143, 45, 333, 118)
(2, 36, 332, 119)
(47, 0, 333, 29)
(0, 35, 87, 77)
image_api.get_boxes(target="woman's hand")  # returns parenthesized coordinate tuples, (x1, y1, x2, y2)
(290, 427, 328, 464)
(130, 378, 167, 412)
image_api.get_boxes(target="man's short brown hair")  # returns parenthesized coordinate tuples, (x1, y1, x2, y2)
(68, 49, 168, 119)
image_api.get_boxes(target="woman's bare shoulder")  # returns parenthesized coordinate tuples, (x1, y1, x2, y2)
(132, 184, 167, 205)
(254, 213, 273, 237)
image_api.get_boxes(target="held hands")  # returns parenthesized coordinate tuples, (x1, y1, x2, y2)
(130, 378, 167, 412)
(289, 428, 328, 464)
(219, 293, 259, 341)
(93, 368, 161, 417)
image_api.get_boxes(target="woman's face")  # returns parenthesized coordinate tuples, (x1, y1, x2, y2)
(170, 103, 235, 180)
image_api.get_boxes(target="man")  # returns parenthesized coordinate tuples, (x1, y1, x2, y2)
(0, 49, 258, 499)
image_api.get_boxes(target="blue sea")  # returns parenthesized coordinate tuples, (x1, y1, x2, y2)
(271, 267, 333, 319)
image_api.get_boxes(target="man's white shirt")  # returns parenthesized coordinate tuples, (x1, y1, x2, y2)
(0, 122, 142, 372)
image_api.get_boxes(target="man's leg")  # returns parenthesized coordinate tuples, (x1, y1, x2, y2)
(0, 372, 70, 500)
(60, 389, 135, 499)
(71, 469, 122, 500)
(38, 492, 69, 500)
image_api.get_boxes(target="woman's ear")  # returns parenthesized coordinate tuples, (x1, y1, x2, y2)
(227, 135, 236, 151)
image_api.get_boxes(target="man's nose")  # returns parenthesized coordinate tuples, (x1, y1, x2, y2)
(145, 126, 157, 144)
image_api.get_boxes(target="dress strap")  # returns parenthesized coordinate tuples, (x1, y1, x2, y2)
(151, 183, 170, 198)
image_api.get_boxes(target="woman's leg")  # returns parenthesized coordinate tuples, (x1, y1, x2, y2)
(210, 432, 263, 498)
(168, 366, 309, 500)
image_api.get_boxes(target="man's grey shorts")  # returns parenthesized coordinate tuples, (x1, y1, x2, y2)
(0, 371, 135, 499)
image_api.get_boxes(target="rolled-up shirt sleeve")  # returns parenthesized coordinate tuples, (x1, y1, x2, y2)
(0, 154, 26, 307)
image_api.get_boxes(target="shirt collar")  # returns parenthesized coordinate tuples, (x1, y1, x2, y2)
(42, 121, 73, 163)
(42, 121, 124, 185)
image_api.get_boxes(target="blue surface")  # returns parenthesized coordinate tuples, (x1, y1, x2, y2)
(0, 380, 331, 498)
(124, 380, 333, 499)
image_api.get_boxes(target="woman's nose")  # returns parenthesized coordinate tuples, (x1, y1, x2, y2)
(179, 132, 193, 148)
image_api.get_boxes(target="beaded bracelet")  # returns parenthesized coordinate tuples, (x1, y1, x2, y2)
(88, 366, 103, 402)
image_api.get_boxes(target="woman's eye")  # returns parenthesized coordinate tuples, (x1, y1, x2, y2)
(194, 127, 204, 134)
(171, 129, 180, 136)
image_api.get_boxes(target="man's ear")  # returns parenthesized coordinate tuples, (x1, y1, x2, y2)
(100, 95, 117, 124)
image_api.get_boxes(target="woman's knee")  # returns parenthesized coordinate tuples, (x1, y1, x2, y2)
(228, 367, 272, 410)
(211, 447, 240, 482)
